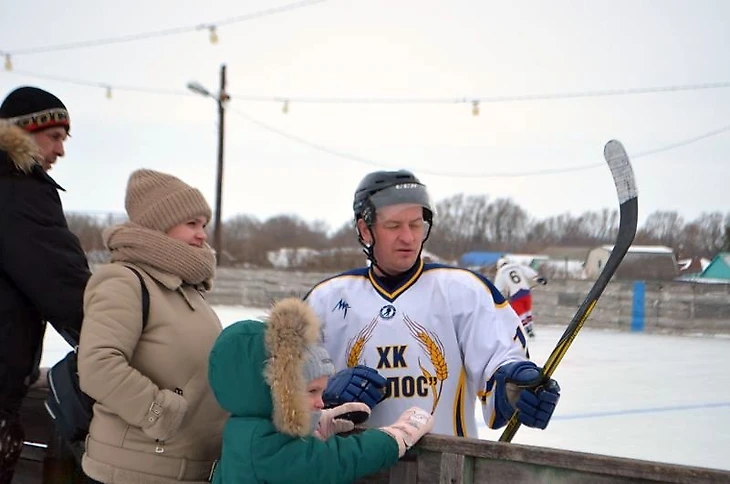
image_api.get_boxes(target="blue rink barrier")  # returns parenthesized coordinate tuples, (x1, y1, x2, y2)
(631, 281, 645, 332)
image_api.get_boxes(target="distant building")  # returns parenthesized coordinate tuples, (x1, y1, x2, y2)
(507, 253, 550, 269)
(267, 248, 320, 268)
(458, 251, 503, 269)
(676, 256, 712, 278)
(698, 252, 730, 281)
(537, 246, 590, 279)
(584, 245, 678, 280)
(539, 246, 592, 262)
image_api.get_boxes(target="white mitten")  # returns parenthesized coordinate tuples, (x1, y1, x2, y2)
(379, 406, 434, 457)
(314, 402, 371, 440)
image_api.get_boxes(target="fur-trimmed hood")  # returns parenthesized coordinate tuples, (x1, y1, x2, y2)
(0, 119, 42, 174)
(208, 298, 322, 437)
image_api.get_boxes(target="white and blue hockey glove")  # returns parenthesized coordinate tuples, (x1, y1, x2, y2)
(323, 365, 387, 424)
(494, 361, 560, 429)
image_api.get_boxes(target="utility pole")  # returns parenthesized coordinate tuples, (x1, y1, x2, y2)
(214, 64, 228, 265)
(187, 64, 229, 265)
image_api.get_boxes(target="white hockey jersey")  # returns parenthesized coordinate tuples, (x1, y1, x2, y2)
(494, 263, 540, 299)
(305, 259, 529, 438)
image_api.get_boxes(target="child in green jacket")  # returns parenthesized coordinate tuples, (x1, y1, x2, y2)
(208, 298, 433, 484)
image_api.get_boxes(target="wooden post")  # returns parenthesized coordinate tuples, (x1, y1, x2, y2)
(439, 453, 474, 484)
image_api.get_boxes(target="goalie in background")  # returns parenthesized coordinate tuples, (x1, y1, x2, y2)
(494, 257, 548, 338)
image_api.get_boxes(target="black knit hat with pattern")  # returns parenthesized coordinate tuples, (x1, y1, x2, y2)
(0, 86, 70, 133)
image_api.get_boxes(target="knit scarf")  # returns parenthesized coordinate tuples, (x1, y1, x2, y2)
(103, 223, 215, 290)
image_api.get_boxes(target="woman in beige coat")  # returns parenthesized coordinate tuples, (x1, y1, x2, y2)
(78, 169, 227, 483)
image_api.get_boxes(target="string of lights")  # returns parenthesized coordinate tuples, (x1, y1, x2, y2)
(4, 52, 727, 178)
(6, 70, 191, 99)
(229, 81, 730, 105)
(228, 106, 730, 178)
(5, 68, 730, 108)
(1, 0, 329, 67)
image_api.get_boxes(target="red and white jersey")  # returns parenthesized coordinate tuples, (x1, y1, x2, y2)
(494, 263, 540, 299)
(305, 260, 529, 438)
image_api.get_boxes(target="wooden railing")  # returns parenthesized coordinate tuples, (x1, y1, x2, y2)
(17, 386, 730, 484)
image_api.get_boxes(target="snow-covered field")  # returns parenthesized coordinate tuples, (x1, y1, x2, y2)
(41, 305, 730, 471)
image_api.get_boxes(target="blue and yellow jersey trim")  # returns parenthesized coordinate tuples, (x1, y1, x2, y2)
(367, 259, 424, 301)
(451, 367, 468, 437)
(422, 263, 511, 308)
(302, 267, 369, 301)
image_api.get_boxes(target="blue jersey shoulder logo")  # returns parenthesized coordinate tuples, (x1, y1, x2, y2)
(379, 304, 397, 319)
(332, 299, 350, 319)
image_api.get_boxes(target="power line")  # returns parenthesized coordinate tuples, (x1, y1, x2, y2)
(230, 81, 730, 104)
(228, 106, 730, 178)
(7, 70, 192, 96)
(6, 69, 728, 178)
(0, 0, 329, 56)
(6, 69, 730, 104)
(230, 106, 387, 169)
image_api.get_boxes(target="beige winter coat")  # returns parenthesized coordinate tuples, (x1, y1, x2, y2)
(78, 262, 226, 483)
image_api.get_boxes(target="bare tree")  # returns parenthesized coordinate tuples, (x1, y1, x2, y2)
(676, 212, 729, 257)
(65, 213, 109, 252)
(223, 214, 264, 265)
(484, 198, 529, 248)
(328, 220, 358, 249)
(637, 210, 684, 248)
(428, 194, 492, 259)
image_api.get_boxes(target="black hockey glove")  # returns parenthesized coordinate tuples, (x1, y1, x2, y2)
(323, 365, 387, 424)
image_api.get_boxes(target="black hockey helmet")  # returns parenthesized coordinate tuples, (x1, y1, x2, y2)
(352, 169, 433, 225)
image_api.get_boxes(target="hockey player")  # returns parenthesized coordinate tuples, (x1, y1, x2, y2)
(494, 257, 548, 338)
(305, 170, 560, 438)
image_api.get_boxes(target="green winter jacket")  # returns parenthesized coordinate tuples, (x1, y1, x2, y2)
(208, 298, 399, 484)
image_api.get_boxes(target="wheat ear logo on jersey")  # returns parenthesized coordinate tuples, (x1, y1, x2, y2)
(346, 316, 378, 367)
(404, 315, 448, 413)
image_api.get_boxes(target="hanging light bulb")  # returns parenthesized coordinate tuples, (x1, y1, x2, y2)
(4, 54, 12, 71)
(209, 25, 219, 45)
(471, 100, 480, 117)
(282, 100, 289, 114)
(105, 86, 112, 99)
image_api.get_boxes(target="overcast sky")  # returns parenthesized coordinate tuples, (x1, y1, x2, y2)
(2, 0, 729, 232)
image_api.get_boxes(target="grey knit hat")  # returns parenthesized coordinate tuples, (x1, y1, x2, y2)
(125, 169, 212, 232)
(302, 344, 335, 383)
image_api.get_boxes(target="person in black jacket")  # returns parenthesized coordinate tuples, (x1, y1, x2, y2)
(0, 86, 90, 483)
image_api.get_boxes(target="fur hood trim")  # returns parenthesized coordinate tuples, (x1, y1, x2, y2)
(264, 298, 322, 437)
(0, 120, 41, 173)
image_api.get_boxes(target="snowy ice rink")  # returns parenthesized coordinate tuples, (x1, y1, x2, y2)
(41, 305, 730, 472)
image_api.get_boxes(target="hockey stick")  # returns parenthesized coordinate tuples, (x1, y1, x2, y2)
(499, 139, 638, 443)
